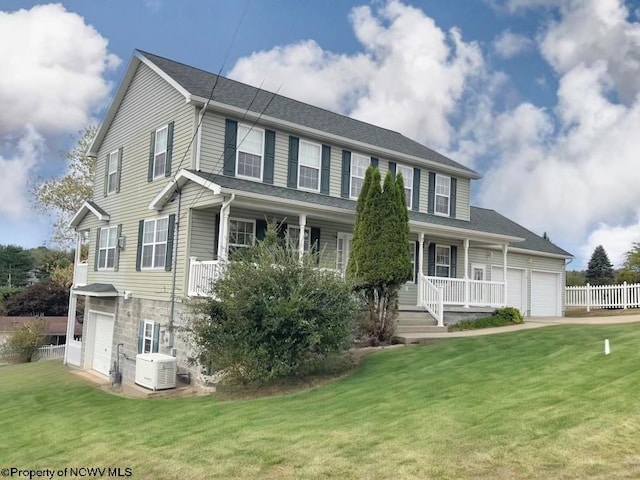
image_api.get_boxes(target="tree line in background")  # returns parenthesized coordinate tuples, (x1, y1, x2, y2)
(566, 243, 640, 286)
(0, 244, 73, 316)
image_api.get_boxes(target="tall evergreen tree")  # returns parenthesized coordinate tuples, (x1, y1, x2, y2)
(347, 167, 374, 281)
(347, 168, 411, 342)
(585, 245, 615, 285)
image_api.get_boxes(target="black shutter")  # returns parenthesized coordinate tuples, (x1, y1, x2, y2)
(256, 219, 267, 241)
(165, 214, 175, 271)
(310, 227, 321, 265)
(114, 224, 123, 272)
(428, 172, 436, 214)
(414, 241, 420, 283)
(388, 162, 396, 179)
(370, 157, 379, 168)
(450, 177, 457, 218)
(412, 168, 420, 212)
(428, 243, 435, 276)
(287, 136, 299, 188)
(321, 145, 331, 194)
(341, 150, 351, 198)
(165, 121, 174, 177)
(136, 220, 144, 271)
(147, 131, 156, 182)
(103, 154, 109, 197)
(264, 130, 275, 184)
(213, 213, 220, 260)
(223, 119, 237, 176)
(450, 245, 457, 278)
(116, 147, 123, 193)
(94, 228, 101, 271)
(137, 321, 144, 353)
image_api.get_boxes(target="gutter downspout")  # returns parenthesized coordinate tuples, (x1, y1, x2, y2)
(168, 189, 182, 353)
(195, 107, 205, 171)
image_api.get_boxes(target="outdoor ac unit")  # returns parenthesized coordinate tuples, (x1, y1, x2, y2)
(135, 353, 177, 391)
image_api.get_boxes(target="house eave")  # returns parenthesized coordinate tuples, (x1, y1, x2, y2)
(483, 245, 573, 260)
(149, 170, 222, 210)
(187, 95, 482, 180)
(69, 201, 110, 228)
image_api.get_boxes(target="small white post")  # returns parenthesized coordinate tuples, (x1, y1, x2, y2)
(463, 238, 470, 308)
(586, 283, 591, 313)
(502, 244, 508, 307)
(298, 214, 307, 262)
(417, 233, 424, 307)
(604, 339, 610, 355)
(437, 286, 444, 327)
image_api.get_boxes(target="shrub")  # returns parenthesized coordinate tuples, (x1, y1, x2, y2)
(186, 227, 357, 383)
(450, 308, 523, 332)
(2, 317, 47, 362)
(494, 307, 524, 324)
(3, 279, 69, 316)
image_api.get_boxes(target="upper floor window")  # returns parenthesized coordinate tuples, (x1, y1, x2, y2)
(153, 125, 168, 179)
(229, 218, 255, 252)
(298, 140, 321, 191)
(236, 124, 264, 180)
(98, 226, 118, 270)
(107, 150, 118, 194)
(287, 226, 311, 253)
(350, 154, 369, 199)
(435, 174, 451, 216)
(397, 164, 413, 209)
(142, 217, 169, 269)
(435, 245, 451, 277)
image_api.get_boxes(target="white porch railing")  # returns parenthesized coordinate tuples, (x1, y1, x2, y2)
(418, 274, 444, 326)
(427, 277, 505, 307)
(74, 262, 88, 287)
(188, 258, 227, 297)
(35, 344, 66, 360)
(566, 282, 640, 311)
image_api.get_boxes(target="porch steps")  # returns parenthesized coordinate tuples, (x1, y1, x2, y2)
(395, 309, 447, 342)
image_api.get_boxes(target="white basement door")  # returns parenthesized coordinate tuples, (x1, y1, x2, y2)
(93, 313, 114, 376)
(531, 271, 561, 317)
(492, 267, 526, 314)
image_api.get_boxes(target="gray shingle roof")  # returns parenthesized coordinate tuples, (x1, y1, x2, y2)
(139, 50, 479, 177)
(188, 170, 571, 257)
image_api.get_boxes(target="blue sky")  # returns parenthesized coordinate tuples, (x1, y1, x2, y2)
(1, 0, 640, 268)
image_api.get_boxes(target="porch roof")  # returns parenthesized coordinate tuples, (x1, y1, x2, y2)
(72, 283, 118, 297)
(182, 170, 571, 257)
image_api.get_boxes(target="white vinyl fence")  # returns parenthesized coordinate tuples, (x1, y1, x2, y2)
(566, 282, 640, 311)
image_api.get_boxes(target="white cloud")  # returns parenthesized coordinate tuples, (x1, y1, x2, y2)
(493, 30, 534, 58)
(229, 0, 485, 150)
(144, 0, 164, 13)
(0, 3, 120, 135)
(0, 127, 45, 219)
(581, 217, 640, 268)
(0, 3, 119, 229)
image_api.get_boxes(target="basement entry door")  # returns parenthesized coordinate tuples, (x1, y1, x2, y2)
(93, 313, 114, 376)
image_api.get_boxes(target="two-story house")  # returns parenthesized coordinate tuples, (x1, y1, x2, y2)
(63, 50, 571, 383)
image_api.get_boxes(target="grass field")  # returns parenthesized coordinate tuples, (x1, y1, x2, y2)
(2, 324, 640, 479)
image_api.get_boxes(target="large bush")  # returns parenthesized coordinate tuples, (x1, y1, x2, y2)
(187, 228, 357, 383)
(4, 279, 69, 316)
(2, 317, 47, 362)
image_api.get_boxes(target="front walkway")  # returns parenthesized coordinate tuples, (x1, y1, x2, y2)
(397, 313, 640, 343)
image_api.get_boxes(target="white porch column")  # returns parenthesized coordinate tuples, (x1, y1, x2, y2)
(217, 203, 230, 260)
(64, 230, 82, 365)
(503, 244, 509, 307)
(417, 233, 425, 306)
(463, 238, 470, 308)
(298, 214, 307, 261)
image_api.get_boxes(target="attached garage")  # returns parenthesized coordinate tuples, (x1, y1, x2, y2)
(91, 312, 114, 376)
(531, 271, 562, 317)
(492, 267, 527, 314)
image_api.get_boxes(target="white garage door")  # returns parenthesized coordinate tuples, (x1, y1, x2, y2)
(492, 267, 526, 314)
(93, 313, 114, 376)
(531, 271, 561, 317)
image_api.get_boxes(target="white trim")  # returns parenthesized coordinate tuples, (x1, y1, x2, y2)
(336, 232, 353, 271)
(136, 51, 192, 99)
(434, 174, 451, 217)
(149, 170, 222, 210)
(396, 163, 413, 210)
(187, 95, 482, 180)
(152, 124, 169, 180)
(97, 226, 118, 270)
(236, 123, 265, 182)
(530, 269, 562, 317)
(106, 150, 119, 195)
(84, 310, 115, 375)
(228, 217, 256, 250)
(141, 319, 156, 354)
(471, 263, 486, 281)
(69, 201, 110, 228)
(141, 216, 170, 270)
(297, 139, 322, 192)
(435, 244, 451, 278)
(349, 153, 370, 200)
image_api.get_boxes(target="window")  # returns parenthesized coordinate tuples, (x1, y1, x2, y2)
(435, 245, 451, 277)
(142, 217, 169, 269)
(236, 124, 264, 180)
(472, 265, 485, 281)
(287, 226, 311, 253)
(397, 164, 413, 209)
(336, 232, 352, 271)
(153, 125, 168, 179)
(350, 154, 370, 198)
(107, 150, 118, 194)
(298, 140, 321, 191)
(229, 219, 255, 251)
(142, 320, 155, 353)
(97, 226, 118, 270)
(435, 174, 451, 216)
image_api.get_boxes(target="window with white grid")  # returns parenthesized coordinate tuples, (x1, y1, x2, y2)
(142, 217, 168, 269)
(236, 124, 264, 180)
(350, 154, 369, 199)
(298, 141, 321, 191)
(435, 174, 451, 216)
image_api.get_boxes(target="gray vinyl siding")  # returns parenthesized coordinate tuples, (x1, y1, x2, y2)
(189, 208, 217, 260)
(85, 62, 195, 301)
(455, 178, 471, 221)
(198, 113, 226, 174)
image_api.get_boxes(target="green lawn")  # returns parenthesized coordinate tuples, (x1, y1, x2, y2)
(2, 325, 640, 479)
